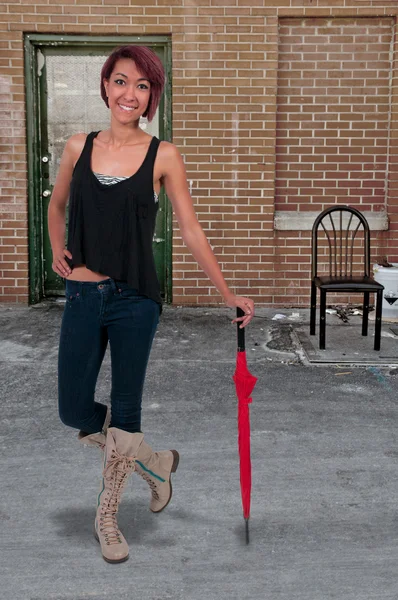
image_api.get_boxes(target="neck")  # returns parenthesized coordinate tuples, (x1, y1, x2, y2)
(105, 118, 147, 148)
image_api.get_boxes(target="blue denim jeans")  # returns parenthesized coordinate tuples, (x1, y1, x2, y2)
(58, 278, 160, 434)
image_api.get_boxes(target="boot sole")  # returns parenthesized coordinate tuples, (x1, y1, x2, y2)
(171, 449, 180, 473)
(151, 450, 179, 514)
(94, 531, 129, 564)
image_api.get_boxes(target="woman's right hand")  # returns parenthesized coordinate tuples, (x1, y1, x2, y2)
(52, 248, 72, 278)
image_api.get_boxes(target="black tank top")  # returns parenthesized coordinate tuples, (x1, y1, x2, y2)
(66, 132, 162, 309)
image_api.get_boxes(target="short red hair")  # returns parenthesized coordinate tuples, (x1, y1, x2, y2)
(100, 45, 165, 122)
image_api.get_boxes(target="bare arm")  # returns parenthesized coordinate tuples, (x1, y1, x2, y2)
(160, 142, 254, 327)
(47, 133, 86, 277)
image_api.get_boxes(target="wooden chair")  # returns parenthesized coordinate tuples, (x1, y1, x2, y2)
(310, 205, 384, 351)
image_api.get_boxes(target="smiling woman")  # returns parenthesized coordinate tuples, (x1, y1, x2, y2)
(47, 44, 254, 566)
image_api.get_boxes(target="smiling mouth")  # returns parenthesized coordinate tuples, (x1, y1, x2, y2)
(118, 104, 137, 112)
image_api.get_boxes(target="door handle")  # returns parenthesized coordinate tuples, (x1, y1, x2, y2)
(42, 189, 52, 197)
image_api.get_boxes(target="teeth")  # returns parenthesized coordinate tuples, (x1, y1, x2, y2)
(119, 104, 135, 111)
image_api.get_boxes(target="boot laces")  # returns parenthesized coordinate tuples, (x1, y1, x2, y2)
(98, 513, 122, 545)
(140, 471, 160, 501)
(99, 450, 136, 544)
(104, 451, 136, 479)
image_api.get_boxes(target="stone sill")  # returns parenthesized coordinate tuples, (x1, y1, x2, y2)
(274, 210, 389, 231)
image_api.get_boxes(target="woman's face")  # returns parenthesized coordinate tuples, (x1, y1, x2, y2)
(103, 58, 151, 123)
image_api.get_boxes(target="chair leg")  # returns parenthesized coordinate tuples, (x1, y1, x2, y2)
(319, 289, 326, 350)
(310, 282, 316, 335)
(362, 292, 369, 336)
(374, 289, 383, 351)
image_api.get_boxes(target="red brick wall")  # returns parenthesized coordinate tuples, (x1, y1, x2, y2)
(0, 1, 397, 306)
(274, 15, 397, 305)
(276, 17, 393, 214)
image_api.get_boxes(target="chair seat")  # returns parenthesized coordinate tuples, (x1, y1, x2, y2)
(314, 275, 384, 292)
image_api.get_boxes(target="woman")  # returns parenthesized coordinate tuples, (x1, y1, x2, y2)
(48, 45, 254, 564)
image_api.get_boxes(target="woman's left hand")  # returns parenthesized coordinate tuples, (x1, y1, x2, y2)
(224, 295, 255, 328)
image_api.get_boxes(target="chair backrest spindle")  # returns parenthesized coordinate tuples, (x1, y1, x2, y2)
(339, 211, 343, 277)
(320, 221, 333, 276)
(328, 213, 337, 276)
(344, 213, 353, 276)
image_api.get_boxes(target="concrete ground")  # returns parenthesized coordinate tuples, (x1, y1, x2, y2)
(1, 302, 398, 600)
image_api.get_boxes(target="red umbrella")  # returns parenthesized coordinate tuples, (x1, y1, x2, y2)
(232, 307, 257, 544)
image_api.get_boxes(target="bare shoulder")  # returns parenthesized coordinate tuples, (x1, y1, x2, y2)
(157, 141, 184, 176)
(65, 132, 87, 159)
(158, 140, 181, 161)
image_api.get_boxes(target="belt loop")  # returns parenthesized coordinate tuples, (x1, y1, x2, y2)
(109, 278, 117, 294)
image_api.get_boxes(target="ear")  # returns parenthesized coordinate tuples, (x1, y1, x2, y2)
(103, 78, 109, 97)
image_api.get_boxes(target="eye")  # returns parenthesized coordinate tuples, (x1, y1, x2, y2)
(138, 83, 150, 90)
(114, 79, 126, 85)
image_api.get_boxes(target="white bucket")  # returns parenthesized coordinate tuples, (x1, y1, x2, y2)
(373, 263, 398, 319)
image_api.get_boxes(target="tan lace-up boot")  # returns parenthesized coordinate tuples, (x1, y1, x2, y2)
(94, 427, 143, 564)
(134, 441, 179, 513)
(78, 407, 111, 450)
(79, 410, 179, 514)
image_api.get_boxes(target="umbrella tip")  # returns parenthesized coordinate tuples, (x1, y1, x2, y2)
(245, 518, 250, 545)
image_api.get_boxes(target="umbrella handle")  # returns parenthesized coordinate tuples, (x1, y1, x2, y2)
(237, 307, 245, 351)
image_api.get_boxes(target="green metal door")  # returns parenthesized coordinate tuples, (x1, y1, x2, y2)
(25, 36, 172, 303)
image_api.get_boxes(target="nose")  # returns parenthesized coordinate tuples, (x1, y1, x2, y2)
(122, 84, 137, 102)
